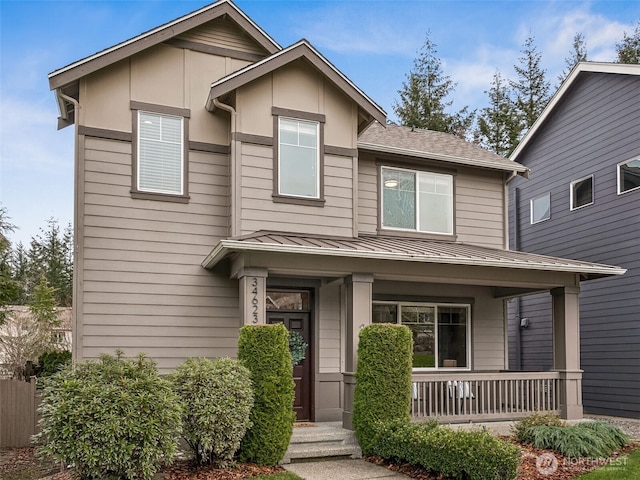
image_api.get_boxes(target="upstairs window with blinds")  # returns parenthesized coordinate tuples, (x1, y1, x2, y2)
(137, 111, 184, 195)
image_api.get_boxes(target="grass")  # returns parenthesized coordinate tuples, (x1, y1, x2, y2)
(254, 473, 303, 480)
(576, 446, 640, 479)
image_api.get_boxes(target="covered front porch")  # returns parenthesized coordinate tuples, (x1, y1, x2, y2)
(202, 232, 625, 428)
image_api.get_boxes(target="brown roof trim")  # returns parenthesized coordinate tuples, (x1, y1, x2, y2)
(206, 40, 387, 127)
(48, 0, 280, 90)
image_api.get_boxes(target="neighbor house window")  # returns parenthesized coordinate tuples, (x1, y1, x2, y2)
(570, 175, 593, 210)
(618, 158, 640, 194)
(372, 302, 470, 369)
(530, 193, 550, 224)
(131, 102, 190, 202)
(381, 166, 453, 235)
(278, 117, 320, 198)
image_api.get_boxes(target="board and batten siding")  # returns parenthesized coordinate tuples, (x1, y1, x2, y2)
(239, 143, 355, 237)
(509, 71, 640, 418)
(357, 156, 506, 249)
(79, 136, 237, 372)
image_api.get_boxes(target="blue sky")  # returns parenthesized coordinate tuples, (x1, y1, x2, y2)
(1, 0, 638, 246)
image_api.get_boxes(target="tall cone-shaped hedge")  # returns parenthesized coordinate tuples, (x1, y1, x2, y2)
(352, 323, 413, 454)
(238, 323, 295, 465)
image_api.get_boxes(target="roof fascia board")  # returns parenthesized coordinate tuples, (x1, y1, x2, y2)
(202, 239, 626, 277)
(207, 40, 387, 125)
(358, 142, 529, 174)
(48, 0, 280, 90)
(510, 62, 640, 162)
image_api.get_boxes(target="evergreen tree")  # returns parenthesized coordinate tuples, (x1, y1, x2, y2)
(11, 242, 29, 304)
(511, 35, 551, 132)
(616, 20, 640, 64)
(558, 33, 588, 85)
(394, 32, 474, 138)
(0, 206, 21, 324)
(27, 219, 73, 307)
(475, 71, 522, 156)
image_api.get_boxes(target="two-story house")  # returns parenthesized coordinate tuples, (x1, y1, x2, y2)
(49, 0, 624, 427)
(508, 62, 640, 419)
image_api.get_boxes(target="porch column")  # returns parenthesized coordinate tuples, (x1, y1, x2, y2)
(551, 286, 583, 420)
(238, 267, 268, 325)
(342, 273, 373, 429)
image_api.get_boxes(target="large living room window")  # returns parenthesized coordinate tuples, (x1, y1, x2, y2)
(372, 302, 470, 369)
(381, 166, 453, 235)
(618, 157, 640, 194)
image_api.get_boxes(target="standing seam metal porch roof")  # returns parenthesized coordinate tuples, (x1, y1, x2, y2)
(202, 231, 626, 280)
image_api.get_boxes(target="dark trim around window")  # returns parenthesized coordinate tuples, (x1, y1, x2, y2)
(130, 101, 191, 203)
(272, 107, 325, 206)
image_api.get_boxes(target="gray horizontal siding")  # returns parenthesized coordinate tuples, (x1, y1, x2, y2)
(80, 136, 238, 372)
(509, 71, 640, 417)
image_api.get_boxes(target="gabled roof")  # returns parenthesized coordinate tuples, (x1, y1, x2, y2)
(510, 62, 640, 162)
(48, 0, 280, 91)
(206, 40, 387, 130)
(202, 231, 625, 280)
(359, 122, 529, 175)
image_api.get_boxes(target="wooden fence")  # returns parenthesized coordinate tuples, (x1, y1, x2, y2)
(0, 378, 39, 447)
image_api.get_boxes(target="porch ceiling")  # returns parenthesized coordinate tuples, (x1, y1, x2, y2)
(202, 231, 625, 281)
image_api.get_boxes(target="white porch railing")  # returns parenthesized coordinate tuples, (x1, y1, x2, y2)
(411, 371, 561, 422)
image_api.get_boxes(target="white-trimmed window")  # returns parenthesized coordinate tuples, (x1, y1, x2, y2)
(570, 175, 593, 210)
(381, 166, 453, 235)
(278, 117, 320, 198)
(618, 158, 640, 194)
(530, 193, 550, 224)
(137, 111, 184, 195)
(372, 302, 470, 369)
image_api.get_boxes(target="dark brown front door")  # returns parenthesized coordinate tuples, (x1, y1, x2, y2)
(267, 311, 312, 422)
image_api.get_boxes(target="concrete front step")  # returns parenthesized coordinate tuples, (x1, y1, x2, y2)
(282, 422, 362, 464)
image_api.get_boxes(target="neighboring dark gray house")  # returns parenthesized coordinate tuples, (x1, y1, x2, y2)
(508, 62, 640, 418)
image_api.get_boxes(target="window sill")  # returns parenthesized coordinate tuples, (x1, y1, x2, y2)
(377, 228, 457, 242)
(131, 190, 190, 204)
(272, 194, 325, 207)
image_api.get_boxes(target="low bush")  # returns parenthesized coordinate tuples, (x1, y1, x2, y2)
(170, 357, 254, 466)
(352, 323, 413, 455)
(36, 350, 182, 480)
(36, 350, 72, 378)
(512, 411, 565, 443)
(238, 324, 295, 466)
(526, 422, 629, 458)
(371, 419, 520, 480)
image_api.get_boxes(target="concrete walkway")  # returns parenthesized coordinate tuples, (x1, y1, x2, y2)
(283, 458, 408, 479)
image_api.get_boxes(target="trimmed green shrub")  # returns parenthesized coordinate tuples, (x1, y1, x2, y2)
(170, 357, 254, 466)
(526, 422, 629, 458)
(371, 420, 520, 480)
(238, 324, 295, 465)
(36, 350, 72, 378)
(512, 411, 565, 443)
(352, 323, 413, 454)
(36, 351, 181, 480)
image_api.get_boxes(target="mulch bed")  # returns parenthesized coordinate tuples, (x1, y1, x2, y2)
(367, 441, 639, 480)
(3, 442, 638, 480)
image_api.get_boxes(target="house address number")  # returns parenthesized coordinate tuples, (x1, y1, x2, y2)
(251, 277, 259, 324)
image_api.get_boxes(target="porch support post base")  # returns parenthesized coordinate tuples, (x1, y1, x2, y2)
(555, 369, 583, 421)
(342, 372, 356, 430)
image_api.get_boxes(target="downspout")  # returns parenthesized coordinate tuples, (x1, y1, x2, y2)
(58, 92, 81, 366)
(212, 98, 238, 238)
